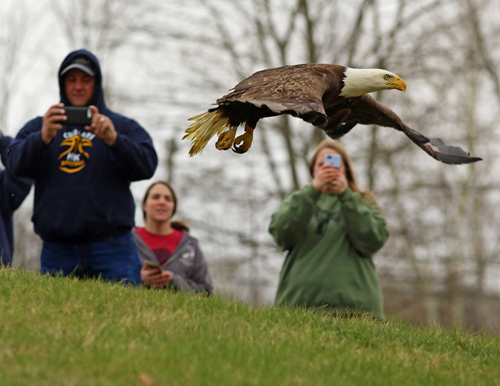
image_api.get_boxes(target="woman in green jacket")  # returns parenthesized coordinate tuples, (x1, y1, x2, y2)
(269, 140, 389, 318)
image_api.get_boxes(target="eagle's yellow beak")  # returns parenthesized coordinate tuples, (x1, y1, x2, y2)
(387, 76, 406, 92)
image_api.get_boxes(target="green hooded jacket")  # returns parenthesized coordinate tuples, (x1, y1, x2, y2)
(269, 185, 389, 319)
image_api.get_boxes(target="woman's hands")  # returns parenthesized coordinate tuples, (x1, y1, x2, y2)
(141, 263, 174, 288)
(312, 164, 348, 194)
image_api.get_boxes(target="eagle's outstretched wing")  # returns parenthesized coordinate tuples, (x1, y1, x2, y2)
(218, 64, 345, 127)
(326, 94, 482, 165)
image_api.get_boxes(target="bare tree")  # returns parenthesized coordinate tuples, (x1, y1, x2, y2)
(4, 0, 500, 331)
(0, 3, 48, 132)
(157, 0, 500, 332)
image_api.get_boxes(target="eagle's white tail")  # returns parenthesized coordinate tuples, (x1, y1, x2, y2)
(183, 110, 231, 156)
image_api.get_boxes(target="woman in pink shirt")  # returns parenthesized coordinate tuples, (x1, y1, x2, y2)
(133, 181, 213, 295)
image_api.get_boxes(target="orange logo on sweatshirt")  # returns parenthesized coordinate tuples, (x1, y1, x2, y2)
(58, 129, 95, 173)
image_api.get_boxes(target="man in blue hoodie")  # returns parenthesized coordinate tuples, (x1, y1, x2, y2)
(7, 49, 158, 284)
(0, 131, 32, 266)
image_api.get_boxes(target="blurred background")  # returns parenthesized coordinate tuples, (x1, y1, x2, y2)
(2, 0, 499, 333)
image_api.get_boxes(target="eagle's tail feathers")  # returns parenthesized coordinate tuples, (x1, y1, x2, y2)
(183, 109, 231, 156)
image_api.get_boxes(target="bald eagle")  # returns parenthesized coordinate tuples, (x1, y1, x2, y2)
(183, 64, 481, 164)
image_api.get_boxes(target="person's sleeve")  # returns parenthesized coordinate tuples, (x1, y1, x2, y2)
(170, 241, 213, 296)
(0, 135, 32, 211)
(268, 185, 321, 252)
(338, 187, 389, 257)
(0, 134, 12, 160)
(132, 229, 157, 263)
(6, 118, 47, 179)
(109, 120, 158, 181)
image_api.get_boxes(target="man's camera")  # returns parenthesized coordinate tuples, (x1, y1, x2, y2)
(59, 106, 93, 126)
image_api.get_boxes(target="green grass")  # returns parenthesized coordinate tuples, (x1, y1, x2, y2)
(1, 269, 499, 386)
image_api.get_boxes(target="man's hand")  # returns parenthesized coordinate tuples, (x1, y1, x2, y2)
(41, 103, 66, 144)
(141, 263, 174, 288)
(312, 164, 348, 195)
(86, 105, 117, 146)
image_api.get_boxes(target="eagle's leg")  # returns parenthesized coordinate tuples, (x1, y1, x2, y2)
(216, 128, 237, 151)
(323, 109, 358, 139)
(232, 124, 254, 154)
(324, 109, 351, 130)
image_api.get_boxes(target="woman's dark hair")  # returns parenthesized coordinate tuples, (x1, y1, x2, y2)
(142, 181, 190, 232)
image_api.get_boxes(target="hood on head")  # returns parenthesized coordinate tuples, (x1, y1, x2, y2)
(58, 49, 106, 111)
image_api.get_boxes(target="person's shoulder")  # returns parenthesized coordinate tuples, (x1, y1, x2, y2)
(6, 117, 43, 143)
(133, 226, 146, 235)
(0, 134, 13, 147)
(178, 232, 205, 258)
(20, 116, 44, 132)
(180, 230, 199, 244)
(133, 227, 152, 243)
(107, 110, 141, 128)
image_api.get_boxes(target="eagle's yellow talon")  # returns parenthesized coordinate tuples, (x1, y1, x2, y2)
(216, 129, 236, 151)
(232, 132, 253, 154)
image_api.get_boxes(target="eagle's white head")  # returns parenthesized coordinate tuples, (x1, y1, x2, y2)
(339, 68, 407, 98)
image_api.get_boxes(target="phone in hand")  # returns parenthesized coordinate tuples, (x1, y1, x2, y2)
(324, 154, 341, 169)
(59, 106, 93, 126)
(145, 261, 163, 272)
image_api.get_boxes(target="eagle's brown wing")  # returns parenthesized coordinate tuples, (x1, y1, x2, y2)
(329, 94, 481, 165)
(218, 64, 345, 127)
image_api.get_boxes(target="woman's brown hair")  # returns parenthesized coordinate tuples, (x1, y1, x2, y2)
(142, 181, 190, 232)
(308, 140, 380, 208)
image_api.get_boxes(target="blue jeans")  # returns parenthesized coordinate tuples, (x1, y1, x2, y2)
(40, 233, 142, 285)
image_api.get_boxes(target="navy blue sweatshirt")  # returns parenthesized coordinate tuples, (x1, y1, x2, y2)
(7, 49, 158, 243)
(0, 134, 32, 265)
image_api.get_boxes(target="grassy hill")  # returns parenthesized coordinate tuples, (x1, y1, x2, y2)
(1, 269, 499, 386)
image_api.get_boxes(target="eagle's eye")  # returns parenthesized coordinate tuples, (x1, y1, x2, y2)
(384, 74, 391, 80)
